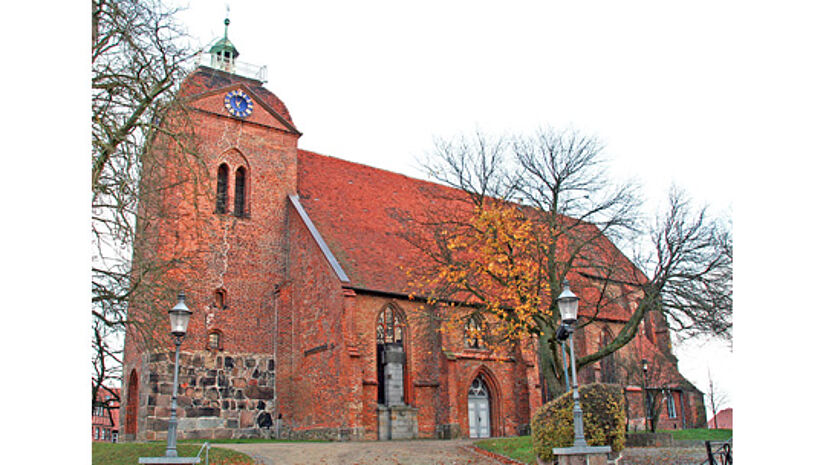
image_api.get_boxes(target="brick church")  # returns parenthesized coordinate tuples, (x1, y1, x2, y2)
(121, 22, 705, 442)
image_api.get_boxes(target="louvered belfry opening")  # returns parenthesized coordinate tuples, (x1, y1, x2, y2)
(234, 166, 246, 217)
(216, 163, 229, 213)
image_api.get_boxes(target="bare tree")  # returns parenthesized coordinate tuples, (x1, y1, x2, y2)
(91, 0, 201, 410)
(706, 369, 729, 429)
(406, 127, 732, 401)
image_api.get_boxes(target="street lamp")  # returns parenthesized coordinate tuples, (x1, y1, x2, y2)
(165, 291, 192, 458)
(641, 358, 649, 432)
(555, 279, 588, 448)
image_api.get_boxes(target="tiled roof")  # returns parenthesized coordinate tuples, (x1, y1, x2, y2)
(296, 149, 461, 294)
(296, 149, 647, 323)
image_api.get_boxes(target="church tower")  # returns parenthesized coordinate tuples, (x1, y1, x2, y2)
(121, 17, 301, 441)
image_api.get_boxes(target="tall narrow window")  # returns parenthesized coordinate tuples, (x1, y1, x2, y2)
(214, 289, 226, 309)
(599, 327, 616, 383)
(234, 166, 247, 217)
(376, 305, 406, 405)
(465, 314, 485, 349)
(666, 391, 677, 418)
(216, 164, 229, 214)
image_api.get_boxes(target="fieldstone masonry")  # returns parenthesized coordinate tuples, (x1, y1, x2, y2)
(139, 350, 278, 441)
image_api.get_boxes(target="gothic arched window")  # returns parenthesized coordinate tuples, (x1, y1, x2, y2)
(216, 163, 229, 214)
(233, 166, 247, 217)
(214, 289, 227, 309)
(376, 306, 404, 344)
(465, 314, 485, 349)
(599, 327, 616, 383)
(376, 305, 406, 405)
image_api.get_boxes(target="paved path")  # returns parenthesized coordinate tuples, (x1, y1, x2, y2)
(220, 439, 501, 465)
(621, 446, 707, 465)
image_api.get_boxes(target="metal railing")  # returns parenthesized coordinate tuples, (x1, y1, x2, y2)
(700, 439, 732, 465)
(191, 52, 268, 82)
(196, 441, 211, 465)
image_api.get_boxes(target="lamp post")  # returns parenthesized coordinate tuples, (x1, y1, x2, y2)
(551, 280, 612, 463)
(642, 358, 649, 432)
(556, 279, 588, 448)
(165, 292, 192, 458)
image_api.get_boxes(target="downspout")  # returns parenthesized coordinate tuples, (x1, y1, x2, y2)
(272, 284, 280, 436)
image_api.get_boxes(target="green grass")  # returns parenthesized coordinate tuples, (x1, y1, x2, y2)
(475, 435, 536, 464)
(92, 442, 255, 465)
(668, 428, 732, 441)
(474, 429, 733, 464)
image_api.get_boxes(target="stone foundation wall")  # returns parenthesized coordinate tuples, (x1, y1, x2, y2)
(377, 405, 419, 440)
(436, 423, 461, 439)
(140, 350, 277, 440)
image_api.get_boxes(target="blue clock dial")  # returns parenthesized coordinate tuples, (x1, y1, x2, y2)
(224, 90, 253, 118)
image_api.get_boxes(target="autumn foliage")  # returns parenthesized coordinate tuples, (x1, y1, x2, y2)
(406, 201, 555, 348)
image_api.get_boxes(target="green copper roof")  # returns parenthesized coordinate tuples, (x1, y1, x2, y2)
(209, 18, 239, 58)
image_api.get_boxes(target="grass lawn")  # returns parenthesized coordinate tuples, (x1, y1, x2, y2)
(92, 442, 255, 465)
(475, 429, 733, 464)
(474, 435, 536, 465)
(668, 428, 732, 441)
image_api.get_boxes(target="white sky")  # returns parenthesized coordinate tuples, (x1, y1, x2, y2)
(4, 1, 824, 461)
(179, 0, 741, 407)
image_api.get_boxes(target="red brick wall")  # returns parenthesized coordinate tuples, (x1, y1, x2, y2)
(276, 202, 354, 434)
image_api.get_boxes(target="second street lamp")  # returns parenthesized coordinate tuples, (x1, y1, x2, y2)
(552, 280, 611, 463)
(642, 358, 649, 432)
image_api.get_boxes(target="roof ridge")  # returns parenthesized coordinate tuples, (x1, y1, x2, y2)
(297, 148, 431, 184)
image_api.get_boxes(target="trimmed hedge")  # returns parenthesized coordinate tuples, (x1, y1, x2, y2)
(530, 383, 626, 463)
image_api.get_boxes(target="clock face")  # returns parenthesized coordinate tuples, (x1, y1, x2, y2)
(224, 90, 253, 118)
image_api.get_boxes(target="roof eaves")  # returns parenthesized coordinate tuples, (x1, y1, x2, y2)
(288, 194, 350, 284)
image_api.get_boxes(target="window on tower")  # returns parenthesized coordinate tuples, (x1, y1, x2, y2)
(216, 163, 229, 214)
(234, 166, 247, 217)
(208, 330, 222, 350)
(214, 289, 227, 309)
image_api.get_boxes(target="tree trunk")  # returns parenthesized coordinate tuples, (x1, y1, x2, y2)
(536, 322, 566, 402)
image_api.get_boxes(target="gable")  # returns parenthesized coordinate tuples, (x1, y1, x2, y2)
(180, 66, 299, 134)
(187, 83, 299, 133)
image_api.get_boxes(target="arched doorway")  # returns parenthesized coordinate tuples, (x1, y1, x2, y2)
(468, 376, 491, 438)
(125, 369, 138, 436)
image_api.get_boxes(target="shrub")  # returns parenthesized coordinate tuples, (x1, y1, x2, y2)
(531, 383, 626, 463)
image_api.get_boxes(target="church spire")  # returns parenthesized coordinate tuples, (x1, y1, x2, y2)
(209, 14, 240, 73)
